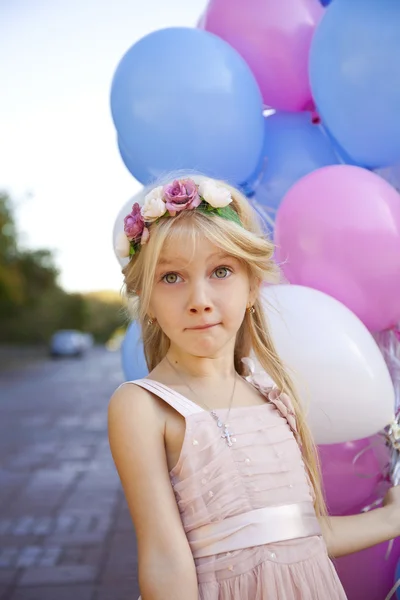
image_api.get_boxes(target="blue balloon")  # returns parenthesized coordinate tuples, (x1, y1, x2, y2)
(319, 0, 332, 5)
(121, 321, 148, 381)
(110, 27, 264, 186)
(253, 112, 340, 212)
(320, 126, 360, 167)
(117, 136, 153, 185)
(310, 0, 400, 169)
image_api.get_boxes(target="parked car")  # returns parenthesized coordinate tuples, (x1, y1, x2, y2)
(49, 330, 86, 358)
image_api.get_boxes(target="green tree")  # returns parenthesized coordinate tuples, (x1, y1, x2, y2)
(0, 190, 127, 345)
(0, 192, 24, 314)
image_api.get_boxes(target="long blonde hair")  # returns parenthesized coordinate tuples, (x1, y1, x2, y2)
(122, 173, 326, 517)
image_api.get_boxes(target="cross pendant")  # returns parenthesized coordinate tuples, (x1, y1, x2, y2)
(221, 426, 235, 447)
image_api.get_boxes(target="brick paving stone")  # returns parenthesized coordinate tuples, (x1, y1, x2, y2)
(0, 536, 40, 550)
(0, 548, 18, 569)
(12, 517, 35, 536)
(44, 531, 108, 547)
(21, 416, 50, 428)
(54, 515, 76, 534)
(8, 585, 95, 600)
(37, 547, 62, 567)
(84, 414, 107, 433)
(56, 416, 86, 429)
(19, 565, 98, 586)
(11, 470, 78, 515)
(0, 472, 29, 514)
(0, 349, 130, 599)
(59, 546, 83, 565)
(0, 570, 18, 586)
(82, 546, 103, 567)
(15, 546, 42, 568)
(101, 532, 138, 585)
(114, 508, 133, 533)
(96, 583, 139, 600)
(0, 586, 11, 600)
(62, 490, 118, 512)
(31, 517, 53, 536)
(58, 445, 93, 461)
(57, 461, 91, 473)
(0, 521, 12, 536)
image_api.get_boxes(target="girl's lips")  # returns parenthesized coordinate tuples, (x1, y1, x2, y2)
(187, 323, 220, 330)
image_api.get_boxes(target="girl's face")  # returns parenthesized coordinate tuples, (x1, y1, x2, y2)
(149, 236, 255, 359)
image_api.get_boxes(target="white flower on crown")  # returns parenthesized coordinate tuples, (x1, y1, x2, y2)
(115, 231, 131, 258)
(198, 180, 233, 208)
(141, 186, 167, 222)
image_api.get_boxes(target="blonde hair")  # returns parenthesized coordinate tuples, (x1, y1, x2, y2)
(122, 173, 326, 517)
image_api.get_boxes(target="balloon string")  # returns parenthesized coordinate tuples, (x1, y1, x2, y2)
(385, 538, 394, 561)
(384, 577, 400, 600)
(352, 438, 389, 480)
(250, 196, 276, 230)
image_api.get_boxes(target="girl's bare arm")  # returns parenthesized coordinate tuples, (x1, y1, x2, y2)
(319, 486, 400, 557)
(108, 384, 198, 600)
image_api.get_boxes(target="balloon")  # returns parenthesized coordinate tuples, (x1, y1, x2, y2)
(335, 537, 400, 600)
(260, 285, 395, 444)
(121, 321, 148, 381)
(376, 164, 400, 193)
(396, 559, 400, 600)
(253, 112, 340, 212)
(274, 165, 400, 332)
(319, 435, 390, 515)
(201, 0, 324, 111)
(112, 189, 147, 268)
(117, 136, 155, 186)
(310, 0, 400, 169)
(110, 27, 264, 186)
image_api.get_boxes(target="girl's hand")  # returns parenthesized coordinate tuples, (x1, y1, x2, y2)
(382, 485, 400, 538)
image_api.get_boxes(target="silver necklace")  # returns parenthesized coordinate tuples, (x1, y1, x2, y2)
(165, 355, 237, 447)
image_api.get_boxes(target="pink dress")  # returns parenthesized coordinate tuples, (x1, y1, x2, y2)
(130, 366, 347, 600)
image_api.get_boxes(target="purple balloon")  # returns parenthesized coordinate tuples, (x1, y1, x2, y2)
(319, 435, 390, 516)
(335, 537, 400, 600)
(201, 0, 324, 111)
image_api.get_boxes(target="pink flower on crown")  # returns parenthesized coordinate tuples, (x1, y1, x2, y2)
(163, 178, 201, 216)
(124, 203, 144, 241)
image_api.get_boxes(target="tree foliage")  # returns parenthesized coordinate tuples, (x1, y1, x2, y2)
(0, 191, 126, 344)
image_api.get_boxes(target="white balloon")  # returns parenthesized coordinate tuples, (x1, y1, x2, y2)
(260, 284, 395, 444)
(112, 189, 147, 267)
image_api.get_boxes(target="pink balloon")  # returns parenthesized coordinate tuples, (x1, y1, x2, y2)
(318, 435, 390, 516)
(275, 165, 400, 332)
(201, 0, 324, 111)
(336, 537, 400, 600)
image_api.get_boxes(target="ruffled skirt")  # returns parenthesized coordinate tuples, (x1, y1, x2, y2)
(196, 536, 347, 600)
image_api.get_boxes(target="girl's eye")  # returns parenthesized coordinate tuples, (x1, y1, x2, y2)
(162, 272, 182, 284)
(213, 266, 232, 279)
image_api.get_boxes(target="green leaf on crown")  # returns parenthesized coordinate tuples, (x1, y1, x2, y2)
(216, 205, 242, 226)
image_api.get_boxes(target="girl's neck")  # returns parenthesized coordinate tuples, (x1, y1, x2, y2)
(165, 346, 237, 382)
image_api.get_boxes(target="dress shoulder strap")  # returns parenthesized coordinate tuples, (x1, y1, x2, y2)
(122, 379, 204, 418)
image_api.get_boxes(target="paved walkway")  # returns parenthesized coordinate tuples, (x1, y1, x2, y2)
(0, 348, 139, 600)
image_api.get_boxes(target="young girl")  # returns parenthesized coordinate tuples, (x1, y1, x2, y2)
(108, 175, 400, 600)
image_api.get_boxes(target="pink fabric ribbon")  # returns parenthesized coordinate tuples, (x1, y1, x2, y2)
(242, 357, 300, 444)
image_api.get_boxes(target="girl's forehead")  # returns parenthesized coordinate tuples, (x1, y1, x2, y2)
(163, 234, 214, 257)
(157, 237, 231, 268)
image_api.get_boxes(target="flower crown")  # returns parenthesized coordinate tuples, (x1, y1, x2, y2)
(115, 178, 242, 259)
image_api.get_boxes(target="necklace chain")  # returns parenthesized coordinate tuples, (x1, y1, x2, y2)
(165, 355, 237, 447)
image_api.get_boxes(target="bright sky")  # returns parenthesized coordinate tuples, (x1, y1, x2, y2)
(0, 0, 207, 292)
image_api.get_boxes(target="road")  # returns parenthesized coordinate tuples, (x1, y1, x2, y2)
(0, 347, 140, 600)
